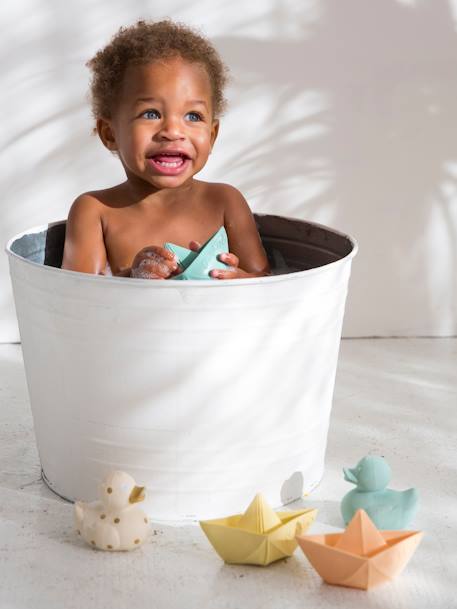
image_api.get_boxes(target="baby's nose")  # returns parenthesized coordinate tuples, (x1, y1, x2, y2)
(158, 115, 185, 140)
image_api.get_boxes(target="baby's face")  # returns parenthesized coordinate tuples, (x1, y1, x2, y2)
(102, 57, 219, 191)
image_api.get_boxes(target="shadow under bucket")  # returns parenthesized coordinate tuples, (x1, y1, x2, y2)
(6, 214, 357, 521)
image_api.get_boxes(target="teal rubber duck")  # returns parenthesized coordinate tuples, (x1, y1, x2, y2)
(341, 456, 418, 529)
(164, 226, 230, 280)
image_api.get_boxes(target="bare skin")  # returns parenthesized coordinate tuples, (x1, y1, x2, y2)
(62, 57, 270, 279)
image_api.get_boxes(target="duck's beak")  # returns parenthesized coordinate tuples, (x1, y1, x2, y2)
(343, 467, 358, 484)
(129, 486, 145, 503)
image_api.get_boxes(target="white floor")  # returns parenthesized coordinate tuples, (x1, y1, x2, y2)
(0, 339, 455, 609)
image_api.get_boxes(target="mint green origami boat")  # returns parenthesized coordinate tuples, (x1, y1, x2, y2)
(164, 226, 230, 281)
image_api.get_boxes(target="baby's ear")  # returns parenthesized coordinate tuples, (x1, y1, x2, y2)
(210, 119, 219, 151)
(96, 118, 118, 152)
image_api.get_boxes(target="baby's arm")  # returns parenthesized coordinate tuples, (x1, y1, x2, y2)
(61, 194, 108, 275)
(62, 194, 178, 278)
(213, 185, 270, 278)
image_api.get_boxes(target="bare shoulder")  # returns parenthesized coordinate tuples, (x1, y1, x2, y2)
(200, 182, 252, 220)
(67, 185, 128, 228)
(67, 191, 104, 221)
(69, 184, 124, 210)
(204, 182, 248, 204)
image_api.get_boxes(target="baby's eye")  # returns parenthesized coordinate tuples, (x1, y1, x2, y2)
(141, 109, 161, 120)
(185, 111, 203, 122)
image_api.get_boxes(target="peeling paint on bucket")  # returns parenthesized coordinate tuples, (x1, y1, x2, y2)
(5, 214, 357, 521)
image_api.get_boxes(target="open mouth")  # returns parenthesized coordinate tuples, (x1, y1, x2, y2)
(147, 151, 190, 175)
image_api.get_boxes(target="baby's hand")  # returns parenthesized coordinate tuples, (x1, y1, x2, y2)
(211, 251, 252, 279)
(188, 241, 251, 280)
(130, 246, 179, 279)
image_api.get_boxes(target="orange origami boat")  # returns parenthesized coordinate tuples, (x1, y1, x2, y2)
(296, 509, 423, 590)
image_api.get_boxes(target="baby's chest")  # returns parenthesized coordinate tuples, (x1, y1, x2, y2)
(103, 207, 224, 270)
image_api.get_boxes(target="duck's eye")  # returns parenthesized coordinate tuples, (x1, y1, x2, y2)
(185, 111, 203, 122)
(142, 109, 161, 120)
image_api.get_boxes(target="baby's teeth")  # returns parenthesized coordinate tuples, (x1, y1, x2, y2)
(157, 160, 181, 167)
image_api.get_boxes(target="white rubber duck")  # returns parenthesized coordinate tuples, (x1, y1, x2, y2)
(74, 471, 149, 551)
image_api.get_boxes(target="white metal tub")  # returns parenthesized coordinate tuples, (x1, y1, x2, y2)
(6, 214, 357, 521)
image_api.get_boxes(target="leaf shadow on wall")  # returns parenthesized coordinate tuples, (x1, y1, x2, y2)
(215, 0, 457, 335)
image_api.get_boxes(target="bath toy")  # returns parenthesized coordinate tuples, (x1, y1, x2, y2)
(199, 493, 317, 566)
(74, 471, 149, 551)
(341, 456, 419, 529)
(296, 509, 423, 590)
(164, 226, 230, 280)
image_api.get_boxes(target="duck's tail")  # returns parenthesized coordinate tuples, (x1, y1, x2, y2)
(405, 487, 419, 506)
(74, 501, 84, 529)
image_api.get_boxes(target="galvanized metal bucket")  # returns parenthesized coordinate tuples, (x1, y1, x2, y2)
(5, 214, 357, 521)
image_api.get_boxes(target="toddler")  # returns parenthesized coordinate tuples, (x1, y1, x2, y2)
(62, 20, 270, 279)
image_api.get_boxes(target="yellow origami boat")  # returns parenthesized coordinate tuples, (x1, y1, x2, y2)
(296, 509, 423, 590)
(199, 493, 317, 566)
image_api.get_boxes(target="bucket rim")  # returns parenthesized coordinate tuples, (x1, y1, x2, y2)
(5, 216, 359, 287)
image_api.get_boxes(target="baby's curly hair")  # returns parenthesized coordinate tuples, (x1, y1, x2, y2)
(86, 20, 229, 123)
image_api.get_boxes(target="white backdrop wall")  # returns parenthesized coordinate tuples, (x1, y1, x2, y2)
(1, 0, 457, 341)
